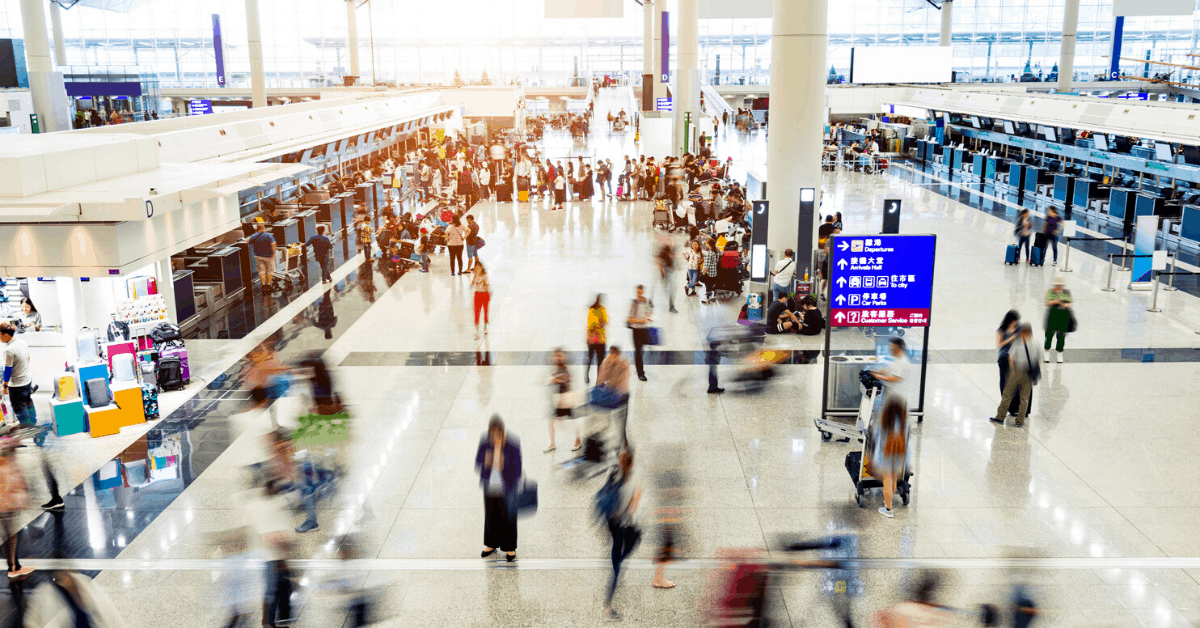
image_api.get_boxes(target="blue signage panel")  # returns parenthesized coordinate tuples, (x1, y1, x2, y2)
(213, 14, 226, 87)
(656, 97, 672, 112)
(829, 234, 937, 327)
(660, 11, 670, 83)
(188, 99, 213, 115)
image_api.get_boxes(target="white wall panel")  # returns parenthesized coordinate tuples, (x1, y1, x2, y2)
(1112, 0, 1194, 16)
(699, 0, 771, 19)
(545, 0, 623, 19)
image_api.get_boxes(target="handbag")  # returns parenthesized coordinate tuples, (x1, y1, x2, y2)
(644, 327, 662, 346)
(1066, 308, 1077, 333)
(475, 237, 486, 250)
(516, 479, 538, 517)
(1022, 340, 1041, 386)
(590, 385, 624, 409)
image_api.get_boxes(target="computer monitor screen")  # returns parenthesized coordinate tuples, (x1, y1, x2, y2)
(1003, 120, 1015, 135)
(1156, 143, 1173, 161)
(1113, 136, 1133, 153)
(970, 116, 981, 129)
(1042, 126, 1057, 142)
(1093, 134, 1108, 151)
(1017, 122, 1030, 137)
(1183, 145, 1200, 166)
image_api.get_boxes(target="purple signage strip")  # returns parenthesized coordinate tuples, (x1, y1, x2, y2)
(660, 11, 670, 83)
(213, 14, 226, 87)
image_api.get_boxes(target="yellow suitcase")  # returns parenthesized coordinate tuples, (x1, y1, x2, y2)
(518, 190, 529, 202)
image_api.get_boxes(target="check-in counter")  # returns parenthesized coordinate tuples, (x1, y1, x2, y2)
(1073, 178, 1103, 211)
(1005, 162, 1024, 196)
(1023, 165, 1046, 197)
(941, 146, 955, 181)
(915, 139, 928, 163)
(924, 141, 938, 164)
(984, 156, 1001, 183)
(1053, 173, 1075, 209)
(952, 148, 966, 173)
(1108, 187, 1136, 229)
(1180, 205, 1200, 245)
(1134, 193, 1164, 220)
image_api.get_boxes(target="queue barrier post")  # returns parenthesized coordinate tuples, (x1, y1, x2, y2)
(1147, 271, 1163, 313)
(1102, 254, 1117, 292)
(1165, 254, 1178, 292)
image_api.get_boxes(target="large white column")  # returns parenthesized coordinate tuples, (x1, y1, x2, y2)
(653, 5, 667, 102)
(346, 0, 360, 81)
(49, 0, 66, 66)
(673, 0, 700, 156)
(245, 0, 267, 108)
(939, 0, 953, 47)
(642, 0, 654, 110)
(1057, 0, 1080, 92)
(765, 0, 828, 264)
(156, 259, 178, 324)
(19, 0, 70, 132)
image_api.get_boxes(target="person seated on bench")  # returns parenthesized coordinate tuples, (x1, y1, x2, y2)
(796, 296, 825, 336)
(766, 294, 803, 334)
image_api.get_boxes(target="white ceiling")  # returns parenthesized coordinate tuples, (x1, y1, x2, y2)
(58, 0, 158, 13)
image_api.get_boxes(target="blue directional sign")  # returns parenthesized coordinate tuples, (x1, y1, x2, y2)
(829, 234, 937, 327)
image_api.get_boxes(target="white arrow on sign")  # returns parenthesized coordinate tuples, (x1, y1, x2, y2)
(836, 277, 847, 287)
(837, 259, 848, 269)
(834, 312, 846, 323)
(834, 294, 846, 306)
(838, 241, 849, 251)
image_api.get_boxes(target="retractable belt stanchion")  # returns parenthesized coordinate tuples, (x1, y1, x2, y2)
(1102, 254, 1152, 292)
(1146, 269, 1199, 314)
(1061, 235, 1125, 275)
(1164, 253, 1179, 292)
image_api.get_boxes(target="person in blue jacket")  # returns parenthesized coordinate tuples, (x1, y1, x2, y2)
(475, 415, 522, 562)
(305, 224, 334, 284)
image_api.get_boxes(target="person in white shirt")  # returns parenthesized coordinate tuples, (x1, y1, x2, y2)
(871, 337, 913, 408)
(771, 249, 797, 302)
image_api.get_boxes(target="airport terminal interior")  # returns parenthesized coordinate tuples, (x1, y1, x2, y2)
(4, 0, 1200, 626)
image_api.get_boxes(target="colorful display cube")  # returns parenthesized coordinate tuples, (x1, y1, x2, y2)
(50, 398, 86, 437)
(111, 382, 146, 428)
(85, 404, 122, 438)
(104, 341, 137, 371)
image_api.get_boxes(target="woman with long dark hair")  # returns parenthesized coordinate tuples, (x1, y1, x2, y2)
(873, 398, 908, 519)
(995, 310, 1025, 419)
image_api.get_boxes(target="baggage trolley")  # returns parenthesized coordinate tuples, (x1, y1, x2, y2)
(652, 200, 672, 231)
(813, 371, 880, 443)
(845, 446, 912, 509)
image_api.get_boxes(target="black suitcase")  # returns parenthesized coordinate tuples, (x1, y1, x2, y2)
(1033, 232, 1048, 251)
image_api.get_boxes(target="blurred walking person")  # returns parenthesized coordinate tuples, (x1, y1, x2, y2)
(585, 295, 608, 384)
(476, 416, 523, 562)
(1044, 275, 1073, 363)
(597, 346, 631, 446)
(991, 323, 1041, 427)
(627, 286, 653, 381)
(597, 446, 643, 621)
(545, 348, 580, 453)
(995, 310, 1026, 419)
(23, 569, 124, 627)
(651, 242, 678, 313)
(873, 398, 909, 519)
(472, 262, 491, 339)
(0, 437, 33, 580)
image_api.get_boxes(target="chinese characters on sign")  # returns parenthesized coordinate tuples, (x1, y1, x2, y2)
(829, 235, 936, 327)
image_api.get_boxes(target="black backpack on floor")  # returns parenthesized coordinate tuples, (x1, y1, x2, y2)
(158, 356, 185, 391)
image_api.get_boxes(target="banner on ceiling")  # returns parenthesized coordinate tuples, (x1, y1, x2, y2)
(1112, 0, 1193, 16)
(545, 0, 623, 19)
(699, 0, 771, 19)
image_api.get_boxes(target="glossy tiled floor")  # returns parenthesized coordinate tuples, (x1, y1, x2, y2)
(8, 89, 1200, 627)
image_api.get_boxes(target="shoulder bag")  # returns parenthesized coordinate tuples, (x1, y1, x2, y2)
(1023, 340, 1041, 386)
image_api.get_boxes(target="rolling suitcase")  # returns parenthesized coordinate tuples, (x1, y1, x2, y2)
(142, 384, 160, 420)
(160, 347, 190, 383)
(1030, 247, 1045, 267)
(1005, 244, 1019, 265)
(518, 190, 529, 202)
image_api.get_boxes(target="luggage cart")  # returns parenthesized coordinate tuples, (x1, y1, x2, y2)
(814, 365, 881, 443)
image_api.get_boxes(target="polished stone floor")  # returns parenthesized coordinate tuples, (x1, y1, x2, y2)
(6, 88, 1200, 627)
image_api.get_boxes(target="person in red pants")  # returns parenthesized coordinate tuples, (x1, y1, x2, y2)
(472, 262, 491, 340)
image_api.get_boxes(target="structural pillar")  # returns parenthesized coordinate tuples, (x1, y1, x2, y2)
(939, 0, 953, 47)
(642, 0, 654, 111)
(672, 0, 699, 156)
(244, 0, 267, 108)
(1057, 0, 1080, 91)
(19, 0, 70, 132)
(765, 0, 828, 268)
(156, 259, 178, 324)
(48, 0, 66, 66)
(346, 0, 360, 82)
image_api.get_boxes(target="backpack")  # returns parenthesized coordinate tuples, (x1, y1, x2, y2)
(158, 357, 185, 391)
(594, 478, 623, 521)
(149, 322, 183, 349)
